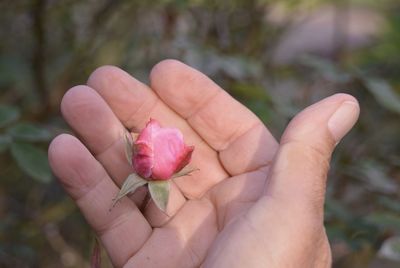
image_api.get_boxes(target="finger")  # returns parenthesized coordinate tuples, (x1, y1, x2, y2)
(87, 66, 228, 198)
(60, 86, 186, 226)
(150, 60, 279, 175)
(61, 86, 130, 182)
(48, 134, 151, 267)
(264, 93, 360, 217)
(209, 94, 358, 268)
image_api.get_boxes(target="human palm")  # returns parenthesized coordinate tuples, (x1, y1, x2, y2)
(49, 60, 359, 267)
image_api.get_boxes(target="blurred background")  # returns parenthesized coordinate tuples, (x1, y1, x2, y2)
(0, 0, 400, 267)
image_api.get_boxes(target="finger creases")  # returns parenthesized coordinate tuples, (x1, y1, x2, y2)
(149, 59, 278, 175)
(86, 65, 228, 199)
(48, 134, 151, 267)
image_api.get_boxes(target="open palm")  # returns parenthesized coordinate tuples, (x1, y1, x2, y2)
(49, 60, 359, 267)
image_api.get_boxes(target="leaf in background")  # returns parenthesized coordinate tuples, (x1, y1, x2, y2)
(0, 105, 20, 128)
(148, 180, 170, 212)
(230, 83, 272, 123)
(378, 236, 400, 262)
(219, 56, 262, 80)
(365, 212, 400, 231)
(230, 83, 270, 102)
(10, 142, 52, 183)
(347, 160, 398, 194)
(7, 123, 52, 142)
(40, 198, 76, 224)
(299, 55, 351, 83)
(0, 56, 30, 89)
(364, 78, 400, 114)
(0, 134, 11, 153)
(325, 198, 353, 222)
(379, 197, 400, 214)
(111, 173, 147, 209)
(247, 101, 271, 124)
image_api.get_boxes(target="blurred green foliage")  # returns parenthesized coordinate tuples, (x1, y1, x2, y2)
(0, 0, 400, 267)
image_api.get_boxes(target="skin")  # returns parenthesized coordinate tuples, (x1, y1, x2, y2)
(48, 60, 360, 268)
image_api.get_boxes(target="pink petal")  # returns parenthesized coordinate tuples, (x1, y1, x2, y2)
(174, 145, 194, 173)
(151, 128, 190, 180)
(132, 119, 160, 178)
(132, 143, 153, 178)
(132, 119, 194, 180)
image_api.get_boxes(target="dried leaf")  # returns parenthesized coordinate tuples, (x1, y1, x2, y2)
(91, 238, 101, 268)
(124, 131, 134, 166)
(148, 180, 170, 212)
(111, 173, 147, 209)
(172, 167, 199, 179)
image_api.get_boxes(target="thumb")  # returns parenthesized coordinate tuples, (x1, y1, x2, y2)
(265, 93, 360, 217)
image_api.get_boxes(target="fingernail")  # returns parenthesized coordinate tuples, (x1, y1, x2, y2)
(328, 101, 359, 142)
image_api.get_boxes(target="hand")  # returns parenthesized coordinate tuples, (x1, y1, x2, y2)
(48, 60, 359, 268)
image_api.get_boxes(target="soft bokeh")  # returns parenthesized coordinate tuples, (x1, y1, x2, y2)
(0, 0, 399, 267)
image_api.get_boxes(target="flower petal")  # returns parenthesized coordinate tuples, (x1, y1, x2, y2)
(174, 145, 194, 174)
(132, 142, 153, 178)
(132, 119, 194, 180)
(132, 119, 161, 178)
(151, 128, 188, 180)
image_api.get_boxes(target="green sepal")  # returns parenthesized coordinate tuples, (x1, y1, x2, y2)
(111, 173, 147, 209)
(148, 180, 170, 212)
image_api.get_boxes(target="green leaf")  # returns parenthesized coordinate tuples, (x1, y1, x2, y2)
(111, 173, 147, 209)
(230, 83, 270, 102)
(0, 134, 11, 153)
(325, 198, 353, 222)
(299, 55, 351, 83)
(7, 123, 52, 142)
(364, 78, 400, 114)
(348, 160, 398, 194)
(0, 105, 20, 128)
(124, 131, 134, 166)
(379, 197, 400, 214)
(10, 142, 52, 183)
(148, 180, 170, 212)
(365, 212, 400, 231)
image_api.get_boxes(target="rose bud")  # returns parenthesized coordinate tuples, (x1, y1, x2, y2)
(132, 119, 194, 180)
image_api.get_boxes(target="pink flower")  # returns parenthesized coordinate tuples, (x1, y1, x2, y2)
(132, 119, 194, 180)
